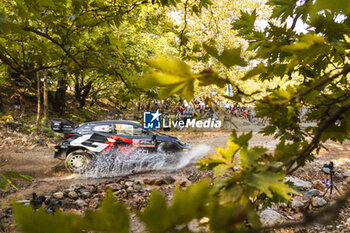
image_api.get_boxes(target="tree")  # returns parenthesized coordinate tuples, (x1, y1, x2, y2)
(0, 0, 187, 116)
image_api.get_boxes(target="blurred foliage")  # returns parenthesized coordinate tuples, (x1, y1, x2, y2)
(0, 171, 32, 191)
(13, 190, 129, 233)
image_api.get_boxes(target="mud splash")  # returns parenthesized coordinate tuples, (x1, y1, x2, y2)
(83, 144, 210, 178)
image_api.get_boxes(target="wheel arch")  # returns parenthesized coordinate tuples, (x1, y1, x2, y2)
(66, 146, 89, 157)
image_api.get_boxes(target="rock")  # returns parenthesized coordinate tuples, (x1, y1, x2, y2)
(312, 180, 324, 190)
(303, 189, 320, 197)
(74, 199, 87, 208)
(284, 177, 312, 189)
(68, 209, 83, 215)
(154, 179, 165, 186)
(126, 186, 133, 192)
(28, 144, 37, 150)
(125, 181, 134, 187)
(53, 192, 64, 199)
(87, 185, 97, 194)
(259, 209, 285, 226)
(143, 179, 152, 185)
(133, 183, 142, 191)
(291, 213, 304, 220)
(279, 202, 287, 208)
(16, 200, 31, 204)
(179, 180, 191, 187)
(164, 176, 176, 185)
(68, 191, 78, 199)
(113, 190, 123, 196)
(89, 198, 100, 209)
(199, 217, 209, 224)
(121, 192, 127, 198)
(105, 183, 121, 191)
(311, 197, 327, 207)
(343, 171, 350, 177)
(292, 196, 309, 211)
(80, 190, 91, 199)
(346, 218, 350, 226)
(63, 188, 74, 195)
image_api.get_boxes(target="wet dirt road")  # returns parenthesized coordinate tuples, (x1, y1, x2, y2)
(1, 131, 349, 209)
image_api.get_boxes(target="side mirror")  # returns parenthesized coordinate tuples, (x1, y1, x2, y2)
(152, 134, 157, 141)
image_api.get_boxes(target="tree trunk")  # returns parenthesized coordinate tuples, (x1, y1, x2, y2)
(54, 77, 67, 115)
(35, 72, 41, 134)
(43, 69, 48, 127)
(74, 75, 92, 109)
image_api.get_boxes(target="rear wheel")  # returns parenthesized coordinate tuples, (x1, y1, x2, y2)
(65, 150, 93, 173)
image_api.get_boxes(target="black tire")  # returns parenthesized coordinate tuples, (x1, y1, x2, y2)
(65, 150, 93, 174)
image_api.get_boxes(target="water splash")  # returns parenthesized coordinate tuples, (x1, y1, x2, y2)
(83, 144, 210, 178)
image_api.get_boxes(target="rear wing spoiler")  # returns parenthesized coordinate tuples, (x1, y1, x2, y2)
(51, 119, 76, 133)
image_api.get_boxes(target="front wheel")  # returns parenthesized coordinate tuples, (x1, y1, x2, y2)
(65, 150, 93, 173)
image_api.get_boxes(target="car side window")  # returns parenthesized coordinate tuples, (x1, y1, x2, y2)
(115, 124, 133, 135)
(114, 124, 150, 136)
(92, 124, 113, 133)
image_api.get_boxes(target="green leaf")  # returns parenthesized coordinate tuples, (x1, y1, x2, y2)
(281, 33, 331, 68)
(239, 146, 268, 170)
(242, 63, 266, 80)
(231, 10, 257, 36)
(246, 171, 297, 199)
(312, 0, 350, 14)
(0, 171, 33, 190)
(37, 0, 55, 7)
(139, 57, 195, 101)
(139, 180, 210, 233)
(232, 131, 252, 148)
(13, 190, 130, 233)
(203, 44, 247, 68)
(197, 67, 230, 88)
(83, 190, 130, 232)
(267, 0, 296, 21)
(213, 164, 231, 177)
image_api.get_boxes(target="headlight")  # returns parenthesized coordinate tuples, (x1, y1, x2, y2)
(177, 139, 185, 145)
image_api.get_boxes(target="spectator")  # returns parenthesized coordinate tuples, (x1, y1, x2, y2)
(211, 89, 216, 100)
(11, 93, 22, 119)
(0, 95, 3, 112)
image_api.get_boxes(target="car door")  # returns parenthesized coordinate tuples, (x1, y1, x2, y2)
(113, 123, 155, 149)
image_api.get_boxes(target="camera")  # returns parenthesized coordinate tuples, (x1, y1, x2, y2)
(323, 161, 334, 174)
(321, 161, 341, 196)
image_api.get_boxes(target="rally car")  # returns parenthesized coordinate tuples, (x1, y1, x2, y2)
(51, 119, 190, 173)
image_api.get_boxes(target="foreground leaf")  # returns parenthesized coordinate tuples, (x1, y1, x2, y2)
(13, 190, 130, 233)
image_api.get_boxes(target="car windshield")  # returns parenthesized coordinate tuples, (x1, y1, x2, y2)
(148, 128, 167, 136)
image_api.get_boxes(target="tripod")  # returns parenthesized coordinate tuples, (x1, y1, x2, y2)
(322, 169, 341, 197)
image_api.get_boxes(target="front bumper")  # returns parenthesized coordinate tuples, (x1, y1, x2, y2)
(54, 145, 68, 160)
(180, 145, 191, 152)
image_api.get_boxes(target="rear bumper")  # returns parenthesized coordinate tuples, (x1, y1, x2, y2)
(54, 145, 68, 160)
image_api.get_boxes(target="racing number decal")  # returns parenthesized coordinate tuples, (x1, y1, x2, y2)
(115, 124, 122, 130)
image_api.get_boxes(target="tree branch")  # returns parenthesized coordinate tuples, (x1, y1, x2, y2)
(286, 102, 350, 173)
